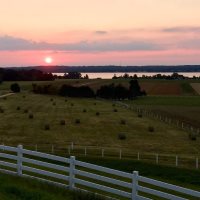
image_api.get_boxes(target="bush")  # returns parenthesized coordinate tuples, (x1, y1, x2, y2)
(3, 97, 7, 100)
(112, 103, 116, 107)
(96, 112, 100, 116)
(50, 98, 53, 102)
(83, 109, 87, 113)
(10, 83, 20, 93)
(189, 132, 197, 141)
(29, 113, 34, 119)
(94, 102, 96, 105)
(138, 113, 143, 118)
(60, 120, 66, 125)
(44, 124, 50, 130)
(148, 126, 155, 132)
(118, 133, 126, 140)
(52, 102, 56, 106)
(16, 106, 21, 110)
(120, 119, 126, 125)
(75, 119, 80, 124)
(23, 95, 26, 98)
(65, 99, 68, 102)
(71, 103, 74, 106)
(24, 109, 28, 113)
(113, 109, 118, 112)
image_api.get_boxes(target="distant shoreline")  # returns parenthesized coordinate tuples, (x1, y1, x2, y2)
(2, 65, 200, 73)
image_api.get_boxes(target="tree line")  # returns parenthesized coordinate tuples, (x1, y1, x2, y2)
(32, 79, 146, 99)
(0, 68, 54, 81)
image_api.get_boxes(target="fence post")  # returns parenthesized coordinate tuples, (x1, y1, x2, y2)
(156, 154, 158, 164)
(102, 149, 104, 157)
(51, 145, 54, 154)
(69, 156, 75, 190)
(84, 147, 87, 156)
(196, 157, 199, 169)
(137, 152, 140, 160)
(68, 146, 71, 155)
(71, 142, 74, 150)
(176, 155, 178, 167)
(132, 171, 138, 200)
(17, 144, 23, 176)
(119, 149, 122, 159)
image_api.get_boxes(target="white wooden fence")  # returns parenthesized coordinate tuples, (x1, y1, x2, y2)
(0, 145, 200, 200)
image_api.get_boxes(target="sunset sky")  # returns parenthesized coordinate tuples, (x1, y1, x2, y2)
(1, 0, 200, 66)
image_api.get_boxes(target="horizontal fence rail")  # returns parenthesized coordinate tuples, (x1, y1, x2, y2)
(0, 145, 200, 200)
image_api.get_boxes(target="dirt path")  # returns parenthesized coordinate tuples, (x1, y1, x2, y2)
(0, 93, 15, 98)
(190, 83, 200, 95)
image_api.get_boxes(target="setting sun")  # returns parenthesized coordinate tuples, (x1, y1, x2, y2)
(45, 57, 53, 64)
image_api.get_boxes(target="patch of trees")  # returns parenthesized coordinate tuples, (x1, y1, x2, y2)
(0, 68, 54, 81)
(32, 84, 57, 95)
(54, 72, 89, 79)
(97, 80, 146, 99)
(32, 79, 146, 99)
(112, 72, 200, 80)
(59, 85, 95, 98)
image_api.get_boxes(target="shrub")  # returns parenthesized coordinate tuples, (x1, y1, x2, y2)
(44, 124, 50, 130)
(113, 109, 118, 112)
(53, 102, 56, 106)
(96, 112, 100, 116)
(138, 113, 143, 118)
(16, 106, 21, 110)
(29, 113, 34, 119)
(50, 98, 53, 101)
(75, 119, 80, 124)
(94, 102, 96, 105)
(118, 133, 126, 140)
(148, 126, 155, 132)
(3, 97, 7, 100)
(10, 83, 20, 93)
(71, 103, 74, 106)
(24, 109, 28, 113)
(23, 95, 26, 98)
(65, 99, 68, 102)
(189, 132, 197, 141)
(112, 103, 116, 107)
(83, 109, 87, 113)
(120, 119, 126, 125)
(60, 120, 66, 125)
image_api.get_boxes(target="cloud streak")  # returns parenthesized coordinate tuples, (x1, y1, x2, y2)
(162, 26, 200, 33)
(0, 35, 162, 52)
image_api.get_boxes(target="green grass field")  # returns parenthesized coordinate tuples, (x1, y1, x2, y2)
(0, 92, 200, 156)
(0, 172, 73, 200)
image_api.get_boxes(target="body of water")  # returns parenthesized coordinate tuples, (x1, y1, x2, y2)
(52, 72, 200, 79)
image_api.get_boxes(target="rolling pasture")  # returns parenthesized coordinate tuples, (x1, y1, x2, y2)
(0, 91, 199, 156)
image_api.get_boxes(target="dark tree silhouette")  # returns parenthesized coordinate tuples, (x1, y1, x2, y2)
(129, 79, 142, 99)
(64, 72, 82, 79)
(10, 83, 20, 93)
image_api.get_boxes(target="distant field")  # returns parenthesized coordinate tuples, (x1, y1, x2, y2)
(124, 96, 200, 129)
(0, 92, 199, 156)
(191, 83, 200, 95)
